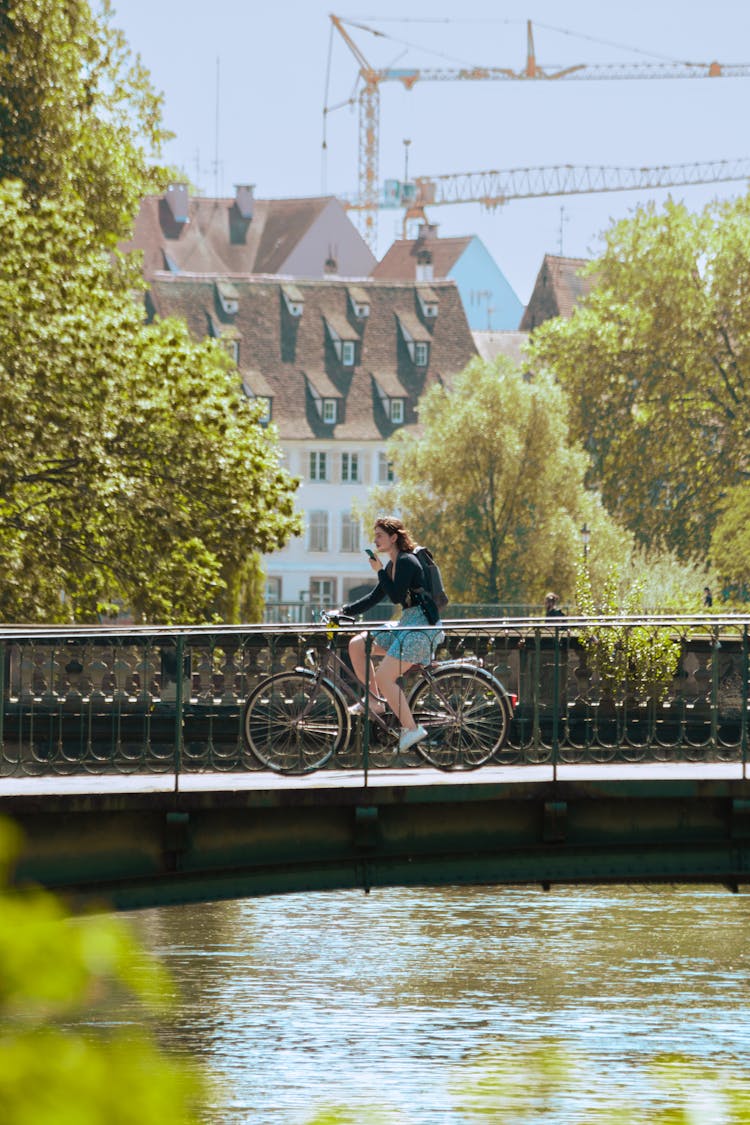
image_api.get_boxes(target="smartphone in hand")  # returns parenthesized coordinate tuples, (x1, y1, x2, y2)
(365, 549, 377, 560)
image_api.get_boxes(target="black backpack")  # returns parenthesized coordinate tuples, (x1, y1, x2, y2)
(413, 545, 449, 613)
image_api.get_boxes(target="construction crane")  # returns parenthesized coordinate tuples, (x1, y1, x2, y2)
(341, 159, 750, 233)
(326, 14, 750, 247)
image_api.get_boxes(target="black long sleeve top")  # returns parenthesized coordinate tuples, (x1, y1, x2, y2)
(342, 552, 425, 616)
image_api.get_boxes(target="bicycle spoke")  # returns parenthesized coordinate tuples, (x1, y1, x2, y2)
(409, 668, 509, 769)
(244, 672, 347, 773)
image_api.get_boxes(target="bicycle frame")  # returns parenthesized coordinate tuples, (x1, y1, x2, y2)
(243, 612, 516, 773)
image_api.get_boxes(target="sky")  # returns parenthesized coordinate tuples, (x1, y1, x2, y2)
(112, 0, 750, 307)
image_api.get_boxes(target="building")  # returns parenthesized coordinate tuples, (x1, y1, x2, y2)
(473, 330, 529, 369)
(372, 223, 523, 331)
(145, 275, 477, 611)
(121, 183, 376, 281)
(520, 254, 594, 331)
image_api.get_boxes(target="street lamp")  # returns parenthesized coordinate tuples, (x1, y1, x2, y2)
(580, 524, 593, 562)
(580, 522, 591, 561)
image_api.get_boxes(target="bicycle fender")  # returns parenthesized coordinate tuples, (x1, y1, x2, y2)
(433, 660, 512, 698)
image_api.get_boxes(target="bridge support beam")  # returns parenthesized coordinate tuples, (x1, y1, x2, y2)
(4, 774, 750, 910)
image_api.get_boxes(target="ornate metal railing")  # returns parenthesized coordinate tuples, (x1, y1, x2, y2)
(0, 616, 747, 777)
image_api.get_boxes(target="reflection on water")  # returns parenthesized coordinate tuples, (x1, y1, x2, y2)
(123, 886, 750, 1124)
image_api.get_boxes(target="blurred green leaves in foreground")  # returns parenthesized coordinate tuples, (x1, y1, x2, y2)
(0, 819, 204, 1124)
(305, 1041, 750, 1123)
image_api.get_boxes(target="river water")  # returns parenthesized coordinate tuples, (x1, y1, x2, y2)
(126, 885, 750, 1124)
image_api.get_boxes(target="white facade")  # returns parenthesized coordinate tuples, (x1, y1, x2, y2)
(263, 439, 395, 609)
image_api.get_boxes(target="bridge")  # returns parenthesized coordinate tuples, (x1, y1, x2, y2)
(1, 617, 749, 908)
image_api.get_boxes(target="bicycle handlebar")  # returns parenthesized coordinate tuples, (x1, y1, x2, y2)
(321, 610, 356, 626)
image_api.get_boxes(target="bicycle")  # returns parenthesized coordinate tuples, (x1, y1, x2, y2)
(243, 611, 516, 774)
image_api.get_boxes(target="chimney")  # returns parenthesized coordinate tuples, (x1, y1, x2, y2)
(416, 222, 439, 244)
(324, 246, 338, 276)
(235, 184, 255, 220)
(165, 183, 189, 224)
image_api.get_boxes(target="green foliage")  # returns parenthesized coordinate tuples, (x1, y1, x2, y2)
(710, 480, 750, 600)
(0, 182, 301, 622)
(0, 819, 204, 1124)
(448, 1043, 750, 1123)
(0, 0, 172, 243)
(529, 195, 750, 560)
(576, 564, 681, 699)
(368, 357, 603, 604)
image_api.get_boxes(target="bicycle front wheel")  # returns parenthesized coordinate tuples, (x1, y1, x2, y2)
(243, 671, 348, 774)
(408, 666, 510, 770)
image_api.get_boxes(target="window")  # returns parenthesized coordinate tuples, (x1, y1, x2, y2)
(281, 284, 304, 317)
(341, 340, 356, 367)
(216, 281, 239, 315)
(341, 451, 360, 483)
(414, 341, 429, 367)
(378, 452, 394, 484)
(322, 399, 338, 425)
(309, 451, 328, 481)
(309, 511, 329, 552)
(254, 396, 271, 425)
(390, 399, 405, 424)
(226, 339, 240, 364)
(264, 577, 281, 603)
(310, 578, 336, 606)
(341, 512, 361, 552)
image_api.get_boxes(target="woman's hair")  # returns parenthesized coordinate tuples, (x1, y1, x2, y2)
(374, 516, 417, 552)
(545, 592, 558, 605)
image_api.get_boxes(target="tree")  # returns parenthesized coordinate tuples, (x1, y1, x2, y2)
(528, 195, 750, 559)
(709, 481, 750, 601)
(369, 357, 610, 604)
(0, 182, 302, 623)
(0, 0, 171, 242)
(0, 819, 205, 1124)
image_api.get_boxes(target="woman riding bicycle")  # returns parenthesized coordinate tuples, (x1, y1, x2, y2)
(340, 516, 444, 753)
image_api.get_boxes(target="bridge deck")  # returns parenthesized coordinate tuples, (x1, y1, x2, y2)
(0, 760, 748, 801)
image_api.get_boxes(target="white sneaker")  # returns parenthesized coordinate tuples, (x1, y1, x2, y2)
(398, 725, 428, 753)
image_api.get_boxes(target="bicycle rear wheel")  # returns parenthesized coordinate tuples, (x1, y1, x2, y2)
(243, 671, 348, 774)
(408, 666, 510, 770)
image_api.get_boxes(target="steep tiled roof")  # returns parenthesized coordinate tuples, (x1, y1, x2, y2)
(372, 236, 473, 280)
(122, 193, 369, 279)
(520, 254, 594, 330)
(147, 276, 476, 441)
(473, 330, 529, 367)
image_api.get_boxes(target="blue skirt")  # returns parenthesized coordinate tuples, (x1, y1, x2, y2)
(371, 605, 445, 666)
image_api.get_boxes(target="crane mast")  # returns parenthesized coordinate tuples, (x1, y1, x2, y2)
(328, 14, 750, 247)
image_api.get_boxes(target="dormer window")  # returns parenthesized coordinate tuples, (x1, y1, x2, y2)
(416, 250, 433, 282)
(414, 341, 429, 367)
(254, 396, 271, 425)
(325, 317, 358, 367)
(390, 399, 405, 424)
(216, 280, 239, 316)
(241, 370, 274, 426)
(282, 283, 304, 317)
(417, 287, 439, 319)
(347, 286, 371, 319)
(341, 340, 356, 367)
(209, 314, 241, 360)
(305, 373, 341, 425)
(397, 314, 431, 368)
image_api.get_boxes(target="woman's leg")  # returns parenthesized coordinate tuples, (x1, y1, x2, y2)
(348, 633, 387, 702)
(376, 654, 418, 731)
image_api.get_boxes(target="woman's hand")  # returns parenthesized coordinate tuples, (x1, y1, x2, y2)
(368, 554, 382, 573)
